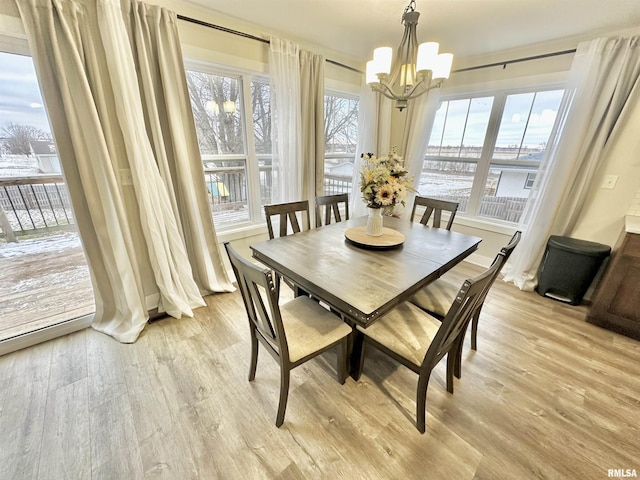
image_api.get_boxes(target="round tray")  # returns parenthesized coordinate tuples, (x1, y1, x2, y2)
(344, 226, 405, 250)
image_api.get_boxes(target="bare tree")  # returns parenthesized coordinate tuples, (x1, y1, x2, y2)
(186, 71, 242, 157)
(251, 81, 271, 154)
(185, 70, 359, 163)
(324, 95, 358, 154)
(1, 123, 50, 155)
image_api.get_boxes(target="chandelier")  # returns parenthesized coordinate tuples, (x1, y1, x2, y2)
(366, 0, 453, 111)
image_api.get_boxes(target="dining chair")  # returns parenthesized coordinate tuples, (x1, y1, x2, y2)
(410, 231, 522, 351)
(410, 196, 459, 230)
(315, 193, 349, 228)
(264, 200, 311, 296)
(264, 200, 311, 239)
(224, 242, 352, 427)
(353, 255, 503, 433)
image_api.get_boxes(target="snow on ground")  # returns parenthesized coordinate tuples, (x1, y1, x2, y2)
(4, 208, 74, 231)
(10, 265, 89, 293)
(0, 155, 41, 176)
(0, 231, 82, 258)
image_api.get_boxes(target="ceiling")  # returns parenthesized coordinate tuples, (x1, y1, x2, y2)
(188, 0, 640, 64)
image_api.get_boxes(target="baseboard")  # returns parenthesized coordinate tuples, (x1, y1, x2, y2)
(465, 251, 494, 268)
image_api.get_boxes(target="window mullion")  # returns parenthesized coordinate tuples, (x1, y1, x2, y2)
(467, 94, 505, 216)
(242, 76, 262, 222)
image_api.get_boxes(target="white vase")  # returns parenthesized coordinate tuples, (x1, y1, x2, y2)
(365, 207, 383, 236)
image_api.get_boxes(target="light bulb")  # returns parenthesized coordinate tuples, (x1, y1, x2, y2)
(432, 53, 453, 80)
(416, 42, 439, 72)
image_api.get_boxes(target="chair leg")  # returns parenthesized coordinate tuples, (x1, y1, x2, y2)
(446, 352, 455, 394)
(248, 331, 258, 381)
(471, 308, 481, 351)
(454, 337, 463, 380)
(452, 328, 467, 380)
(275, 367, 290, 427)
(337, 339, 347, 385)
(416, 372, 432, 434)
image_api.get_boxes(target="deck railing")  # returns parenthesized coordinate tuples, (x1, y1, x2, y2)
(0, 175, 75, 242)
(0, 165, 527, 242)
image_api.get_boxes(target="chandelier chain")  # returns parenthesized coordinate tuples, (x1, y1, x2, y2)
(403, 0, 417, 22)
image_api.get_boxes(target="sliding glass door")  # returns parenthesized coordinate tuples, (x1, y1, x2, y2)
(0, 49, 95, 346)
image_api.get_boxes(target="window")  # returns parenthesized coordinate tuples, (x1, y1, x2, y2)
(323, 91, 359, 195)
(524, 173, 536, 189)
(421, 87, 566, 223)
(185, 62, 273, 230)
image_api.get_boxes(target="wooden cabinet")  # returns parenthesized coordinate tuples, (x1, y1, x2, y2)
(587, 232, 640, 340)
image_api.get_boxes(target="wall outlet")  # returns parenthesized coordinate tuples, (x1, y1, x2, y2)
(601, 174, 618, 190)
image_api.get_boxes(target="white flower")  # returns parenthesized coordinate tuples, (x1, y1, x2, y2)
(359, 151, 415, 209)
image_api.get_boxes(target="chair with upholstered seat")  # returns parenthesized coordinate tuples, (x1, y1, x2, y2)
(410, 231, 521, 351)
(224, 242, 351, 427)
(264, 200, 311, 296)
(353, 255, 504, 433)
(315, 193, 349, 228)
(410, 196, 459, 230)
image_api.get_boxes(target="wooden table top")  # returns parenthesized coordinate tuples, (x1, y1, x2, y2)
(251, 216, 482, 327)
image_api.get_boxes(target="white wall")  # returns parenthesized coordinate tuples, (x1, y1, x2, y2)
(571, 84, 640, 246)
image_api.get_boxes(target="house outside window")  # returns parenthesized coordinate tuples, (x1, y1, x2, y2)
(185, 60, 273, 230)
(524, 172, 537, 189)
(421, 87, 566, 224)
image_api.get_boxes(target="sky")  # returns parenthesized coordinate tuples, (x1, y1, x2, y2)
(1, 48, 563, 152)
(430, 89, 564, 150)
(0, 51, 51, 135)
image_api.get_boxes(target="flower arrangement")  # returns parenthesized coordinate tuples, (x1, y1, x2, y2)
(359, 152, 414, 212)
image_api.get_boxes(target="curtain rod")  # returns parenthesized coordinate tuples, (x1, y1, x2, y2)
(176, 14, 363, 74)
(177, 14, 575, 76)
(452, 48, 577, 73)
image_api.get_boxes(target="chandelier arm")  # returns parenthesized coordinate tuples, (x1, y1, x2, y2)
(402, 82, 425, 100)
(371, 83, 406, 101)
(404, 80, 444, 101)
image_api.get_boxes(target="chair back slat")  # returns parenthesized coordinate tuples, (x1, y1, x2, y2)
(421, 252, 504, 369)
(265, 200, 310, 239)
(411, 196, 459, 230)
(315, 194, 349, 228)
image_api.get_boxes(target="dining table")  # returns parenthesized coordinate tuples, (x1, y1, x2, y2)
(250, 215, 482, 329)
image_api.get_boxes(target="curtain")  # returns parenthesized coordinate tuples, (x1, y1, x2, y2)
(269, 37, 302, 203)
(350, 83, 392, 218)
(299, 50, 325, 204)
(128, 1, 233, 294)
(504, 36, 640, 290)
(399, 89, 441, 219)
(17, 0, 233, 343)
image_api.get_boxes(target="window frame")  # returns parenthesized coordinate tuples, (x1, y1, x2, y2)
(184, 58, 271, 231)
(323, 87, 360, 196)
(425, 80, 568, 226)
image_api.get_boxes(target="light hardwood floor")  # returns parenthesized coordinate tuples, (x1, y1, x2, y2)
(1, 262, 639, 479)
